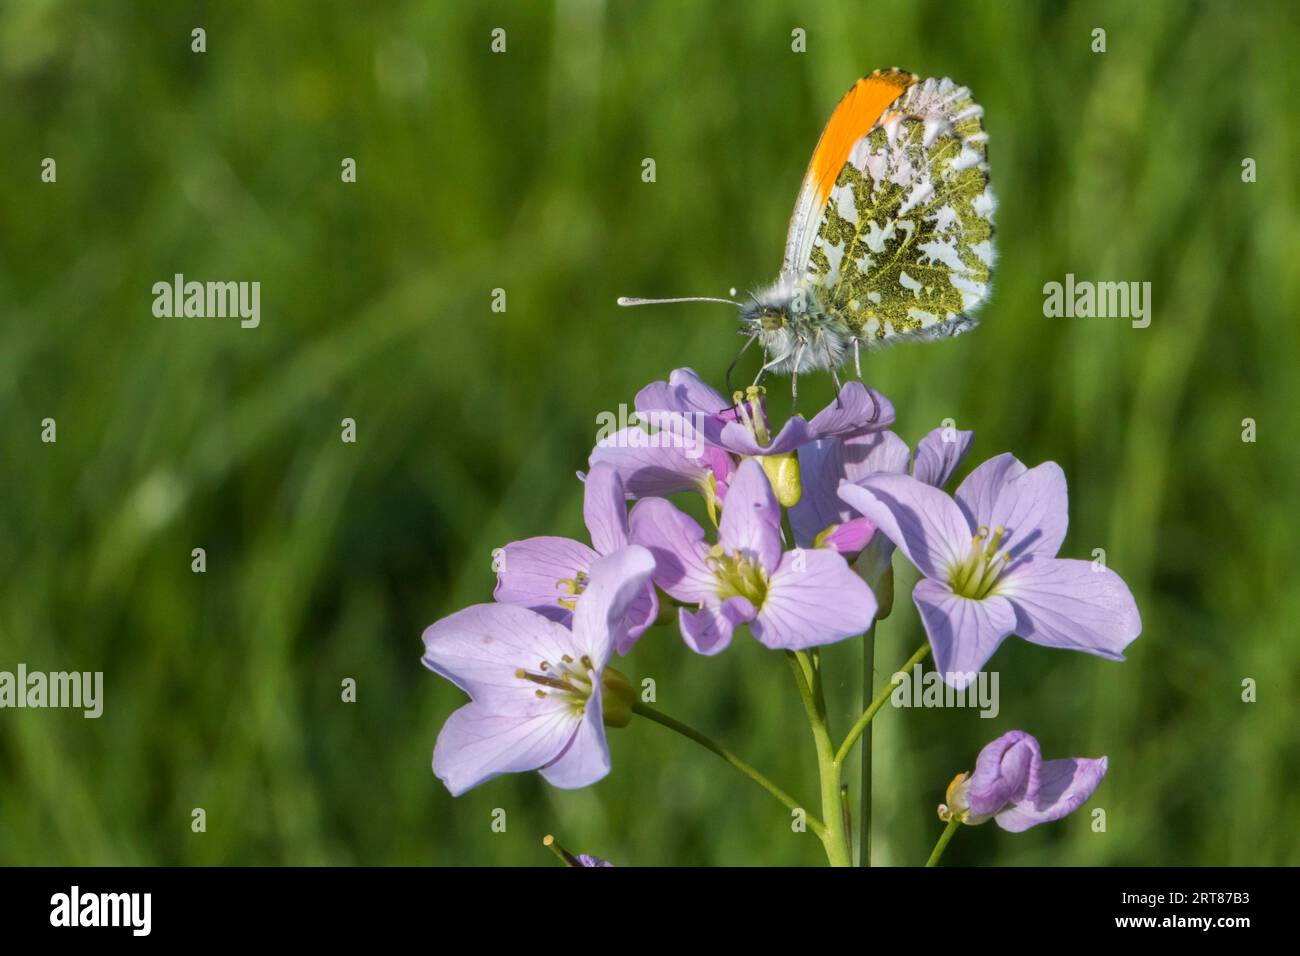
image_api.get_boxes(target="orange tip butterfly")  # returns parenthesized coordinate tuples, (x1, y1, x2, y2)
(620, 68, 996, 397)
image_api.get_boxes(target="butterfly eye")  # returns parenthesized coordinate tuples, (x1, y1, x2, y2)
(759, 308, 785, 330)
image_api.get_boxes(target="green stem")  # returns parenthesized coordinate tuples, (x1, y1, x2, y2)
(925, 818, 962, 867)
(858, 622, 876, 866)
(632, 700, 825, 837)
(834, 642, 930, 767)
(788, 651, 852, 866)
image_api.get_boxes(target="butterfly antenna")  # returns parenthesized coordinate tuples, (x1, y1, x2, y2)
(617, 295, 743, 308)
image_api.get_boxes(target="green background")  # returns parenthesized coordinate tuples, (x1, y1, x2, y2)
(1, 0, 1297, 866)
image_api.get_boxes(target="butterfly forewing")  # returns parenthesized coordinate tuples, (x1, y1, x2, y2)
(783, 69, 917, 280)
(802, 77, 996, 346)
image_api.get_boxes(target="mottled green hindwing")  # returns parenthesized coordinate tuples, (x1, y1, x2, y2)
(804, 78, 995, 345)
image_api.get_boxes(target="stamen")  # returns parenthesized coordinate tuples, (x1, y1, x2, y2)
(543, 834, 583, 868)
(519, 672, 575, 692)
(555, 571, 590, 601)
(969, 550, 1007, 598)
(710, 548, 769, 605)
(949, 525, 1012, 599)
(733, 392, 755, 435)
(744, 385, 770, 445)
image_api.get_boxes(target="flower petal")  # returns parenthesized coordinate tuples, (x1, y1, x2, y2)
(954, 454, 1067, 559)
(911, 426, 974, 488)
(790, 439, 847, 547)
(432, 697, 578, 796)
(633, 370, 735, 459)
(728, 384, 897, 457)
(493, 536, 597, 625)
(635, 367, 730, 418)
(997, 557, 1141, 660)
(965, 730, 1040, 820)
(839, 473, 973, 579)
(953, 453, 1023, 527)
(750, 549, 878, 650)
(995, 756, 1108, 833)
(571, 546, 658, 666)
(816, 517, 877, 556)
(679, 597, 754, 656)
(583, 464, 630, 555)
(613, 581, 660, 656)
(539, 675, 611, 790)
(628, 498, 717, 603)
(803, 382, 896, 441)
(912, 578, 1017, 688)
(588, 428, 710, 498)
(704, 446, 738, 494)
(790, 431, 909, 547)
(843, 429, 912, 483)
(718, 458, 783, 572)
(422, 603, 577, 702)
(716, 417, 816, 457)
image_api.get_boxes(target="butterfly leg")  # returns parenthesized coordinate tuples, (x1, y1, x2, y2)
(789, 343, 807, 411)
(823, 333, 844, 409)
(725, 332, 760, 399)
(751, 349, 790, 390)
(850, 338, 880, 423)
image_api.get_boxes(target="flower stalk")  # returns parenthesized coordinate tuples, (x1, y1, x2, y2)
(631, 700, 824, 837)
(836, 642, 931, 767)
(925, 818, 962, 867)
(858, 622, 875, 866)
(788, 651, 853, 866)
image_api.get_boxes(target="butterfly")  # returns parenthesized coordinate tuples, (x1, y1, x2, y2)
(620, 69, 996, 399)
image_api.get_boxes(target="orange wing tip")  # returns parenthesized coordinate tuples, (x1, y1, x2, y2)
(864, 67, 918, 87)
(809, 69, 919, 206)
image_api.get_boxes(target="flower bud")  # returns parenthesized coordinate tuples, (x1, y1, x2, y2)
(937, 771, 995, 825)
(938, 772, 972, 823)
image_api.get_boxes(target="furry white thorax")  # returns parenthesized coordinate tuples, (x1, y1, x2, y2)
(739, 275, 851, 374)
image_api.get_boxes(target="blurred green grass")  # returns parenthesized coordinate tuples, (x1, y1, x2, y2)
(1, 0, 1297, 865)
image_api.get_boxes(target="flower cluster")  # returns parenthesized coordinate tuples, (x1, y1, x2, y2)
(420, 367, 1142, 864)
